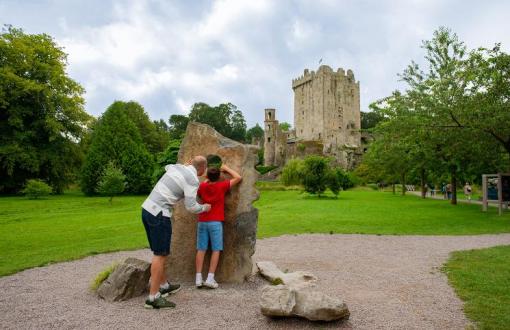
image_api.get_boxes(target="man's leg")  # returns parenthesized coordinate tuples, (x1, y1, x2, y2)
(150, 255, 167, 295)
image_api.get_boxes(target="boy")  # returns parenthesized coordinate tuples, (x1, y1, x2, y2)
(195, 164, 242, 289)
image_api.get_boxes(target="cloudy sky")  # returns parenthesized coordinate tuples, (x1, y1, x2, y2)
(1, 0, 509, 127)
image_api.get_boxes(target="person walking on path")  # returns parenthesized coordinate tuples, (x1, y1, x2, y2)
(446, 183, 452, 200)
(141, 156, 211, 309)
(464, 182, 472, 202)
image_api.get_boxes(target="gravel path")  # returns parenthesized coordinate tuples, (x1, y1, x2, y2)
(2, 234, 510, 329)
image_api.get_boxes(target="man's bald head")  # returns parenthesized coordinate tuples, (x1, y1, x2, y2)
(191, 156, 207, 176)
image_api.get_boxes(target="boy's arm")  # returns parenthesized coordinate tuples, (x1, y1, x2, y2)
(221, 164, 242, 187)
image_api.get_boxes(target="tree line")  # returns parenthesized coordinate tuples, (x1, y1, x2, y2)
(0, 26, 266, 196)
(357, 27, 510, 204)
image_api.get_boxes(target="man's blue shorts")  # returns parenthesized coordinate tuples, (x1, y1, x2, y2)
(196, 221, 223, 251)
(142, 208, 172, 256)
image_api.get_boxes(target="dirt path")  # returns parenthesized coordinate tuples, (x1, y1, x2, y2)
(2, 234, 510, 329)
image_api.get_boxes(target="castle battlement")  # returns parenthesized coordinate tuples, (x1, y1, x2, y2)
(292, 65, 357, 89)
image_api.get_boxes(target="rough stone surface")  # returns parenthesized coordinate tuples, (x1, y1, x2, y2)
(166, 122, 259, 283)
(96, 258, 150, 302)
(293, 288, 350, 321)
(258, 261, 349, 322)
(260, 285, 295, 316)
(257, 261, 317, 289)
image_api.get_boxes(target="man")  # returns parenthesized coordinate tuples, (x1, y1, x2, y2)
(141, 155, 211, 309)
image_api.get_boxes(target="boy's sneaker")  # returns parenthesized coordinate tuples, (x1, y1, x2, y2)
(203, 279, 219, 289)
(144, 296, 176, 309)
(159, 283, 181, 297)
(196, 280, 203, 288)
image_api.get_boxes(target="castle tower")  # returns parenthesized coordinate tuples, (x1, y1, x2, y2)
(263, 109, 278, 166)
(292, 65, 361, 168)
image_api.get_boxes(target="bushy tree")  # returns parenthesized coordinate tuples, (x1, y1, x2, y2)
(168, 114, 189, 139)
(281, 158, 304, 186)
(279, 122, 291, 131)
(0, 26, 91, 194)
(81, 102, 154, 195)
(188, 102, 247, 142)
(246, 124, 264, 143)
(98, 162, 126, 203)
(302, 156, 330, 197)
(112, 101, 168, 153)
(22, 179, 52, 199)
(152, 139, 181, 183)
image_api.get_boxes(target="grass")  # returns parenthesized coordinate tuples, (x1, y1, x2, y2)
(254, 188, 510, 238)
(0, 190, 147, 276)
(444, 245, 510, 330)
(1, 186, 509, 276)
(90, 262, 118, 291)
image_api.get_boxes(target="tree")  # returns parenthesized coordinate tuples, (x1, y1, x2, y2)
(360, 111, 385, 130)
(116, 101, 168, 153)
(152, 139, 181, 183)
(281, 158, 304, 186)
(302, 156, 330, 197)
(0, 26, 91, 193)
(81, 102, 154, 195)
(279, 122, 291, 131)
(98, 161, 126, 203)
(188, 102, 247, 142)
(168, 114, 189, 139)
(246, 124, 264, 143)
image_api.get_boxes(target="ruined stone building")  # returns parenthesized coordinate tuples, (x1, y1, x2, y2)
(264, 65, 362, 169)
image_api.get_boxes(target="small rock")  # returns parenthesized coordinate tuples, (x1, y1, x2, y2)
(257, 261, 317, 289)
(97, 258, 150, 302)
(260, 285, 295, 317)
(294, 289, 350, 321)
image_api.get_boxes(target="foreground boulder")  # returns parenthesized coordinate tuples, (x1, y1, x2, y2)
(258, 261, 349, 322)
(97, 258, 150, 302)
(166, 122, 259, 283)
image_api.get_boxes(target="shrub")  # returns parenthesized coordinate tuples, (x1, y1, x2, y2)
(98, 162, 126, 203)
(281, 158, 304, 186)
(90, 262, 118, 291)
(327, 170, 341, 196)
(256, 165, 277, 175)
(152, 139, 181, 183)
(334, 168, 355, 190)
(21, 179, 52, 199)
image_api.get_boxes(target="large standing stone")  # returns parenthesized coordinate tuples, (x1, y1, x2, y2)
(166, 122, 259, 283)
(97, 258, 151, 302)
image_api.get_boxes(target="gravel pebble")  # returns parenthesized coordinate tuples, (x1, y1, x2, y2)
(1, 233, 510, 329)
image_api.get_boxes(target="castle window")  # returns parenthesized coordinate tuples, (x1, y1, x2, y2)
(268, 137, 271, 142)
(318, 133, 321, 139)
(268, 124, 271, 129)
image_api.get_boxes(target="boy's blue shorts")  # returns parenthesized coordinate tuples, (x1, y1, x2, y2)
(197, 221, 223, 251)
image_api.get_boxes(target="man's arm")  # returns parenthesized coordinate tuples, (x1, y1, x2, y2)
(221, 164, 242, 187)
(183, 182, 211, 213)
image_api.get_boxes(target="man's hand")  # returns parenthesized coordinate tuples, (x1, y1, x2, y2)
(202, 203, 212, 212)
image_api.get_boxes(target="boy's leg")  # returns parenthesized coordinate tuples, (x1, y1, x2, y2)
(204, 222, 223, 288)
(209, 251, 221, 274)
(195, 222, 209, 286)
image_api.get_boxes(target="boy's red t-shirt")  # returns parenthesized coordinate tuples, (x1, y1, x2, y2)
(197, 180, 230, 222)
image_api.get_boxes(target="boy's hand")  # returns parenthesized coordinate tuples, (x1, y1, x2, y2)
(220, 164, 228, 172)
(202, 204, 211, 212)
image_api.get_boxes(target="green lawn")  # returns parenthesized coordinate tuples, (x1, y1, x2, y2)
(1, 187, 509, 276)
(0, 191, 147, 276)
(255, 189, 510, 237)
(444, 245, 510, 330)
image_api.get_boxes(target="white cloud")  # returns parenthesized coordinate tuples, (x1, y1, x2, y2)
(2, 0, 510, 127)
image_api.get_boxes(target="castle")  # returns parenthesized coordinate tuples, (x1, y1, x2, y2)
(263, 65, 362, 169)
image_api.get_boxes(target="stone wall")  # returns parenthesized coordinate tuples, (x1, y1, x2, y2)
(165, 122, 259, 283)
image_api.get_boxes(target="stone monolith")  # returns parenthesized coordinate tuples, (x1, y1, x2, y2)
(166, 122, 259, 283)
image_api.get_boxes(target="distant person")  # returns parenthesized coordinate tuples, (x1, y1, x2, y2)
(441, 183, 446, 199)
(141, 156, 211, 309)
(464, 182, 472, 202)
(446, 183, 452, 200)
(430, 184, 435, 196)
(195, 164, 242, 289)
